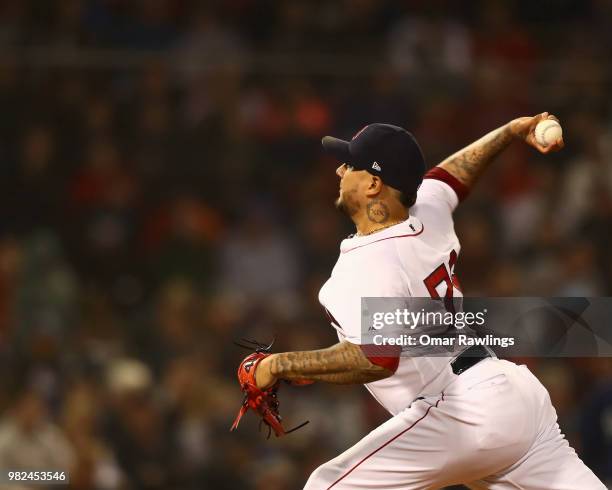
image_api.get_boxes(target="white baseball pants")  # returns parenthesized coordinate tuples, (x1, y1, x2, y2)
(304, 359, 605, 489)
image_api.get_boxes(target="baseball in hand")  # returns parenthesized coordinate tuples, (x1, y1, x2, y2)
(534, 119, 563, 147)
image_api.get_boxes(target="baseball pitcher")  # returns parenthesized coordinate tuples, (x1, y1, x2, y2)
(232, 114, 606, 489)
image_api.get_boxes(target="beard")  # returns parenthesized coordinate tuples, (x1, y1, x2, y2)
(335, 189, 360, 217)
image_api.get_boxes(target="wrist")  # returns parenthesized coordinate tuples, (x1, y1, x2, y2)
(507, 117, 534, 141)
(504, 121, 519, 140)
(255, 355, 278, 389)
(263, 353, 281, 377)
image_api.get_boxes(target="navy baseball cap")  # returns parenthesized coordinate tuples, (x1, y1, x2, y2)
(322, 124, 426, 195)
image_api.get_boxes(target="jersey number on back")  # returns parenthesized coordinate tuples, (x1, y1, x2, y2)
(423, 250, 461, 313)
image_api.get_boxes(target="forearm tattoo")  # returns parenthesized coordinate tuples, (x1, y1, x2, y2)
(366, 200, 390, 223)
(269, 341, 391, 385)
(439, 124, 514, 188)
(299, 371, 388, 384)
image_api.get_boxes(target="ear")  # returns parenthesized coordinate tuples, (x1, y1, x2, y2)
(364, 175, 383, 198)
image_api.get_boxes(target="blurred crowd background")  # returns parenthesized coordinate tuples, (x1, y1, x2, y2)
(0, 1, 611, 489)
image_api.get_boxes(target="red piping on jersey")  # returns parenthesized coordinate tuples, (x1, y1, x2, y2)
(424, 167, 469, 202)
(326, 393, 445, 489)
(341, 226, 424, 254)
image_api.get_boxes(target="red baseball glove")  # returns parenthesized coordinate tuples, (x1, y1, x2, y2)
(230, 339, 309, 438)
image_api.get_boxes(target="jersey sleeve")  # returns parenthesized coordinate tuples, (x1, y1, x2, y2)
(417, 167, 469, 213)
(325, 267, 410, 346)
(328, 269, 408, 374)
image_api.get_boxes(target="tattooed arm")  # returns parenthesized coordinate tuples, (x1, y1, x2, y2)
(438, 113, 564, 188)
(255, 341, 393, 388)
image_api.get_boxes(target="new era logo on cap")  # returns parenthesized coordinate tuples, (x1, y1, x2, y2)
(372, 161, 382, 171)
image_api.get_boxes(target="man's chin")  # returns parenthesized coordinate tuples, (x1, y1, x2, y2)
(335, 188, 359, 217)
(335, 196, 354, 217)
(334, 196, 345, 212)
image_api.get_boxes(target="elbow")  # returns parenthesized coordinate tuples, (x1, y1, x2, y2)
(360, 366, 394, 383)
(373, 364, 395, 379)
(359, 344, 400, 375)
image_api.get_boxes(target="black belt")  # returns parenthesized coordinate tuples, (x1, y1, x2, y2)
(450, 345, 492, 376)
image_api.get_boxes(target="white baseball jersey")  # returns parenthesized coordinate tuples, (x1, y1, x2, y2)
(312, 169, 606, 489)
(319, 172, 463, 415)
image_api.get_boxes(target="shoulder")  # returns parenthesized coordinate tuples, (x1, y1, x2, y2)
(415, 167, 469, 213)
